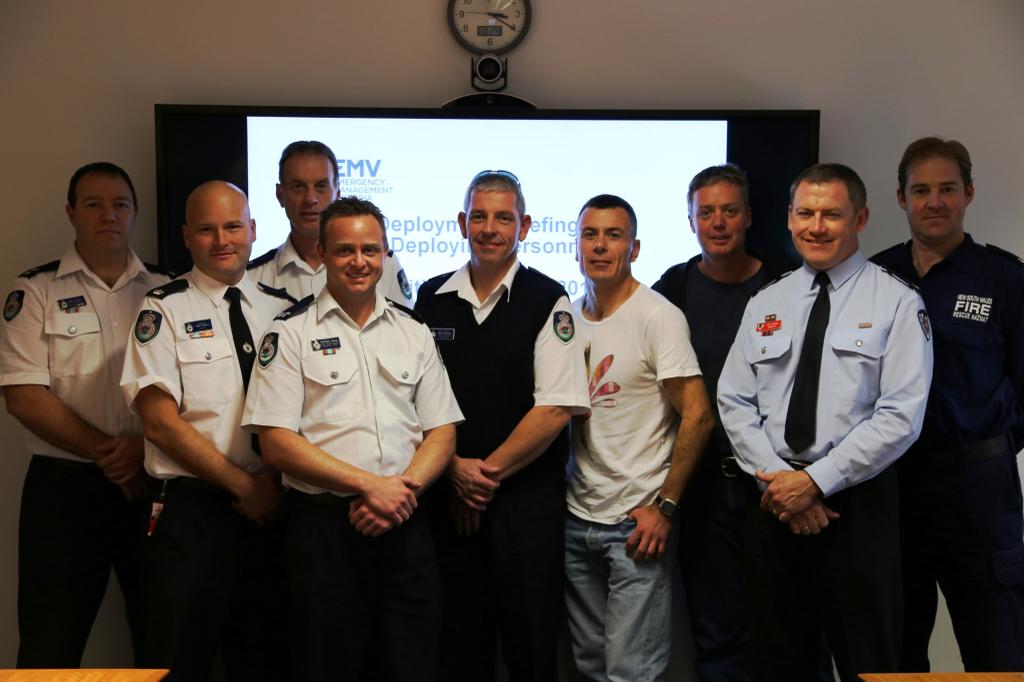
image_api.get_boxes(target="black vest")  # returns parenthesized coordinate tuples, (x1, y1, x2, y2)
(416, 266, 570, 489)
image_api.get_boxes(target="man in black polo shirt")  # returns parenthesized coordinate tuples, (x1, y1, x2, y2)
(415, 170, 589, 682)
(653, 163, 794, 681)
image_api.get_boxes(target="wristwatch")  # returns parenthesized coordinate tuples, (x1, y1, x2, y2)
(654, 495, 677, 518)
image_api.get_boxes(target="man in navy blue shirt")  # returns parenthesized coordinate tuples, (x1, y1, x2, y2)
(872, 137, 1024, 672)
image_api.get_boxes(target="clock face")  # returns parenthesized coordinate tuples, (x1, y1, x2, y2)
(447, 0, 532, 55)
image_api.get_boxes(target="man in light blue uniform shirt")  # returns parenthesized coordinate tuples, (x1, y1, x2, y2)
(718, 163, 934, 682)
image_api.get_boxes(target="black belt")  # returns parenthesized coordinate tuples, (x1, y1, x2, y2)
(290, 490, 352, 508)
(165, 476, 232, 500)
(913, 432, 1013, 468)
(783, 459, 811, 471)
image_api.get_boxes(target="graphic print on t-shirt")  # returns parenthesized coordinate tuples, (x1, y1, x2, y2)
(584, 342, 620, 408)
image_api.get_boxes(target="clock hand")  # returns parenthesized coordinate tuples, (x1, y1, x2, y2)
(487, 12, 516, 29)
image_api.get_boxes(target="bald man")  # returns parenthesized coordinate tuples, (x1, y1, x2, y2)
(121, 181, 293, 680)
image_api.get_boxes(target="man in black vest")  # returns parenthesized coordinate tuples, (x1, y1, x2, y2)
(415, 170, 589, 682)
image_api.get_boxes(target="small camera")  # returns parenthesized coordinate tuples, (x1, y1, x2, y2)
(471, 54, 507, 92)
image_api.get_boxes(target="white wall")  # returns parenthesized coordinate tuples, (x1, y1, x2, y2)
(1, 0, 1021, 670)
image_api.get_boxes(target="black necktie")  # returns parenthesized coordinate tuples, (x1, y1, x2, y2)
(784, 271, 831, 454)
(224, 287, 255, 392)
(224, 286, 260, 454)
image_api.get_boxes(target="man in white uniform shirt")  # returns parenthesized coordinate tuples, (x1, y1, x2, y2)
(121, 181, 292, 680)
(247, 140, 412, 305)
(0, 162, 168, 668)
(243, 196, 462, 682)
(566, 194, 713, 681)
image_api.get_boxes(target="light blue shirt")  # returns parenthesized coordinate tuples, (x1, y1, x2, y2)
(718, 250, 934, 497)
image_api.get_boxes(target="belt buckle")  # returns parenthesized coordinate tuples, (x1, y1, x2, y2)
(720, 456, 739, 479)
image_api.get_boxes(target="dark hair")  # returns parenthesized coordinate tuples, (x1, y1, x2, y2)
(67, 162, 137, 208)
(578, 193, 639, 237)
(898, 136, 973, 192)
(790, 163, 867, 212)
(318, 196, 387, 249)
(463, 170, 526, 217)
(687, 163, 749, 213)
(279, 141, 339, 185)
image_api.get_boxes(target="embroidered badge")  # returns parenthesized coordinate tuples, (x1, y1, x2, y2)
(952, 293, 992, 323)
(57, 295, 87, 313)
(917, 310, 931, 341)
(184, 318, 215, 339)
(553, 311, 575, 344)
(398, 268, 413, 301)
(431, 327, 455, 342)
(311, 337, 341, 355)
(258, 332, 279, 368)
(756, 314, 782, 336)
(134, 309, 163, 344)
(3, 290, 24, 321)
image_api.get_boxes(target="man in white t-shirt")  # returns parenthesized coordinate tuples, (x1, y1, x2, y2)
(566, 194, 714, 681)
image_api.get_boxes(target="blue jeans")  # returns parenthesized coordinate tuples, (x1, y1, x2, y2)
(565, 512, 672, 682)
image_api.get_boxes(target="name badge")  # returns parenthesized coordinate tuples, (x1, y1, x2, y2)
(431, 327, 455, 341)
(185, 318, 215, 339)
(311, 337, 341, 355)
(57, 295, 87, 312)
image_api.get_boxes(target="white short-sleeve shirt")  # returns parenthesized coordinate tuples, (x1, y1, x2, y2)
(0, 245, 169, 462)
(120, 268, 292, 479)
(568, 285, 702, 523)
(433, 259, 590, 411)
(242, 288, 464, 495)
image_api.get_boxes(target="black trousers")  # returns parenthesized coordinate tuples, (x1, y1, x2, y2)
(743, 465, 902, 682)
(431, 479, 565, 682)
(899, 443, 1024, 672)
(141, 479, 287, 682)
(17, 454, 147, 668)
(287, 492, 441, 682)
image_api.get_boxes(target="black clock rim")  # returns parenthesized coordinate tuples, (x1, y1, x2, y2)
(446, 0, 532, 55)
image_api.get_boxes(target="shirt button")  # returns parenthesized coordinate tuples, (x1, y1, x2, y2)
(204, 352, 212, 360)
(67, 325, 77, 334)
(855, 339, 863, 347)
(330, 370, 339, 379)
(760, 346, 767, 354)
(401, 371, 409, 379)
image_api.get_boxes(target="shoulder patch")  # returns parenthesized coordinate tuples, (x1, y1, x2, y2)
(257, 281, 297, 304)
(397, 268, 413, 300)
(878, 266, 920, 292)
(247, 247, 279, 270)
(3, 290, 25, 321)
(274, 294, 315, 321)
(985, 243, 1024, 265)
(553, 310, 575, 344)
(145, 278, 189, 299)
(751, 270, 794, 298)
(387, 299, 424, 323)
(19, 260, 60, 279)
(257, 332, 280, 368)
(133, 309, 163, 344)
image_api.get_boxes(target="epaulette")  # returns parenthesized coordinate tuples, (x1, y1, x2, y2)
(878, 266, 920, 292)
(257, 282, 297, 304)
(246, 247, 279, 270)
(387, 299, 423, 323)
(986, 243, 1024, 265)
(19, 260, 60, 279)
(274, 294, 314, 321)
(144, 262, 175, 277)
(145, 278, 189, 299)
(751, 270, 793, 298)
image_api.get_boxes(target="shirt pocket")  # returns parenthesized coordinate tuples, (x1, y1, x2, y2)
(176, 337, 235, 408)
(749, 333, 792, 409)
(45, 312, 102, 378)
(301, 353, 359, 421)
(377, 353, 423, 398)
(829, 327, 887, 404)
(933, 320, 996, 391)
